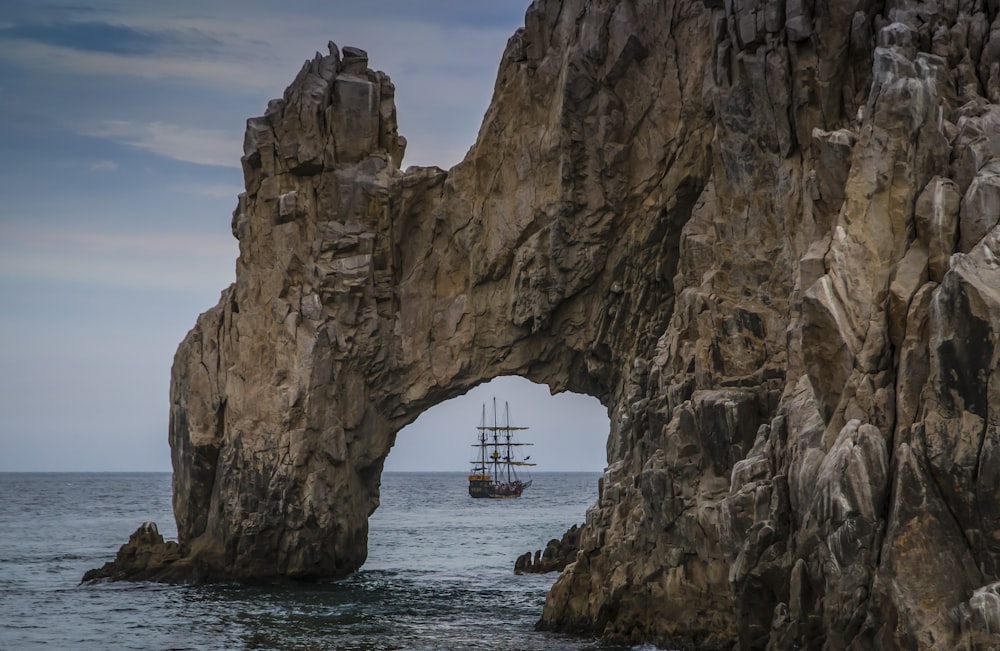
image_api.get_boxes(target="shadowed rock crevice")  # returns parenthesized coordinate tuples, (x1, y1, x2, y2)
(87, 1, 1000, 649)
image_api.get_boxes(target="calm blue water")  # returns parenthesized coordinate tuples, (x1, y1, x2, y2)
(0, 472, 634, 650)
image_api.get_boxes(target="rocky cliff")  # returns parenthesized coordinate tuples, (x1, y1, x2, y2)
(88, 0, 1000, 648)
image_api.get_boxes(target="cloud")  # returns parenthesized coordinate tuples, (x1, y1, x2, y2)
(58, 229, 236, 258)
(4, 20, 197, 56)
(0, 37, 284, 93)
(82, 120, 242, 168)
(89, 159, 118, 171)
(0, 223, 237, 292)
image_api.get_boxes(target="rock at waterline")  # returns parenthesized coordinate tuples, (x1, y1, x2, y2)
(515, 524, 582, 574)
(82, 522, 184, 583)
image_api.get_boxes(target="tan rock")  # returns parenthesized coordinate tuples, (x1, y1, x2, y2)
(89, 2, 1000, 650)
(914, 175, 960, 281)
(887, 242, 928, 349)
(959, 159, 1000, 252)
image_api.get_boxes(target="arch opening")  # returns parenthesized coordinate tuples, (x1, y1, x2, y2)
(384, 375, 609, 474)
(366, 376, 609, 577)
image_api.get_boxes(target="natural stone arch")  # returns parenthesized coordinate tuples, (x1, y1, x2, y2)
(91, 0, 1000, 647)
(164, 25, 712, 583)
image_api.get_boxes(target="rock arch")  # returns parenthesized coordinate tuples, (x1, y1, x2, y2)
(167, 25, 712, 582)
(92, 0, 1000, 648)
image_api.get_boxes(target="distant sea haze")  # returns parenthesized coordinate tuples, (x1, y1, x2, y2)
(0, 471, 643, 650)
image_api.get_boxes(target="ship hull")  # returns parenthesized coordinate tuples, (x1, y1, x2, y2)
(468, 475, 531, 498)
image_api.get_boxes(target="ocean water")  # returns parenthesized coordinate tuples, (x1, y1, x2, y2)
(0, 471, 634, 651)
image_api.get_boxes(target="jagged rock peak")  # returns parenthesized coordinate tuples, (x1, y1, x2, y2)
(242, 41, 405, 185)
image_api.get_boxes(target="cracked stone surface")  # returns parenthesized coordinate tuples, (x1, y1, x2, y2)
(87, 1, 1000, 648)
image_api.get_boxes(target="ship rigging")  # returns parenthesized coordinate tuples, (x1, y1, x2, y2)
(468, 398, 535, 498)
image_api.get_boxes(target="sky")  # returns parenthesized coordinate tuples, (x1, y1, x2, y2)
(0, 0, 611, 473)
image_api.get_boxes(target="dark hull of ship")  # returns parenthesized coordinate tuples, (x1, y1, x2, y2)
(468, 477, 531, 499)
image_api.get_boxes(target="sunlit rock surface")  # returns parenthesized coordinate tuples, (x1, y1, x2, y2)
(88, 0, 1000, 648)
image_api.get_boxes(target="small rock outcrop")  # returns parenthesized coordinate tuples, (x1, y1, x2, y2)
(515, 524, 582, 574)
(82, 522, 182, 583)
(90, 1, 1000, 649)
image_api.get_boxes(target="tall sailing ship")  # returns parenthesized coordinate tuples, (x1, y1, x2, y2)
(468, 399, 535, 498)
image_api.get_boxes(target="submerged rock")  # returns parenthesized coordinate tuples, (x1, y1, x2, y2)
(90, 1, 1000, 649)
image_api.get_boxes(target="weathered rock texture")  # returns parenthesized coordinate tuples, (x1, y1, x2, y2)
(83, 522, 181, 583)
(90, 0, 1000, 648)
(515, 524, 582, 574)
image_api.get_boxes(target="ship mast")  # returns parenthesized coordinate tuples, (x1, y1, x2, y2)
(505, 401, 513, 484)
(479, 403, 487, 474)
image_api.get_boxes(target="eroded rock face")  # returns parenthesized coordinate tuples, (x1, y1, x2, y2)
(515, 524, 582, 574)
(82, 522, 182, 583)
(91, 0, 1000, 648)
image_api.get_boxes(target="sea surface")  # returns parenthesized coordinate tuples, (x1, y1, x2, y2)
(0, 471, 640, 651)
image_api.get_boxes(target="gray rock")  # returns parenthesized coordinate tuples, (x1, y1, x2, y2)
(959, 159, 1000, 252)
(514, 524, 582, 574)
(914, 175, 960, 281)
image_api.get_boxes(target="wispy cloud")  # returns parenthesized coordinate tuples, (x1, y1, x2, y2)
(89, 159, 118, 171)
(0, 223, 237, 292)
(0, 37, 284, 93)
(56, 229, 236, 258)
(4, 20, 183, 56)
(82, 120, 242, 168)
